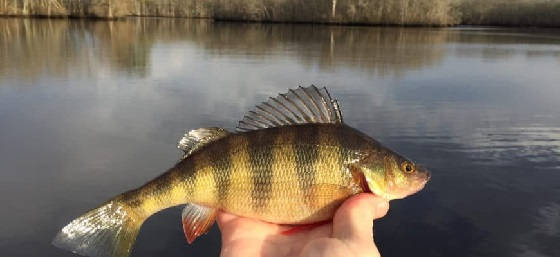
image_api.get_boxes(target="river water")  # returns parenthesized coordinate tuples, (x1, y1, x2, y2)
(1, 18, 559, 257)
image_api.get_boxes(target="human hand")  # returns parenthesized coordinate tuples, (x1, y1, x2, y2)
(217, 193, 390, 257)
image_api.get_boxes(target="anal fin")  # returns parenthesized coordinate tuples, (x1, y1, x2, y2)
(181, 203, 218, 244)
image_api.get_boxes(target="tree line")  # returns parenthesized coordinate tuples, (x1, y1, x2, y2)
(1, 0, 559, 27)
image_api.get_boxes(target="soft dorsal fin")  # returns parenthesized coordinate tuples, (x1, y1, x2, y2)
(236, 85, 343, 132)
(177, 127, 230, 158)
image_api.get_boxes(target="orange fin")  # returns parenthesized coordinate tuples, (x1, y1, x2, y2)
(181, 203, 218, 244)
(349, 165, 371, 193)
(281, 220, 331, 235)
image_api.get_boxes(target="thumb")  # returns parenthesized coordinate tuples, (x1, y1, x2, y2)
(332, 193, 389, 246)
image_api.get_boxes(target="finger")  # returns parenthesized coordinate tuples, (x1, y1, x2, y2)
(217, 211, 283, 240)
(217, 211, 239, 227)
(332, 193, 389, 246)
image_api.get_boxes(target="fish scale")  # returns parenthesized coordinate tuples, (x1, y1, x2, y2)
(167, 125, 365, 224)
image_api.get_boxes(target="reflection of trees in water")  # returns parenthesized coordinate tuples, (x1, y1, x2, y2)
(2, 18, 559, 82)
(0, 18, 150, 81)
(447, 29, 560, 60)
(181, 22, 449, 77)
(0, 18, 84, 80)
(88, 20, 151, 75)
(0, 18, 451, 80)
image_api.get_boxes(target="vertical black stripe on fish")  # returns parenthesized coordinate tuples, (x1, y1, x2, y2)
(176, 158, 197, 198)
(336, 125, 352, 175)
(335, 125, 370, 182)
(153, 168, 175, 196)
(248, 128, 277, 211)
(207, 139, 232, 206)
(138, 166, 178, 201)
(294, 125, 319, 203)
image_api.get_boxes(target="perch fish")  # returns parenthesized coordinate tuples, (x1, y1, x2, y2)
(53, 85, 430, 257)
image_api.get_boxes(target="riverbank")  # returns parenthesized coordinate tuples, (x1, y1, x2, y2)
(1, 0, 560, 27)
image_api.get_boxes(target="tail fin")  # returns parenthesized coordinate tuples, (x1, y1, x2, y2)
(52, 199, 146, 257)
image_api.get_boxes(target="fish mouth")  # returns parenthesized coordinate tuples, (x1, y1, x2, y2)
(417, 164, 431, 181)
(422, 171, 431, 187)
(412, 173, 430, 194)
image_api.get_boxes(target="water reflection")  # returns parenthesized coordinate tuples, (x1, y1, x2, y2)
(464, 127, 560, 165)
(2, 18, 560, 82)
(1, 17, 559, 257)
(0, 18, 152, 79)
(515, 203, 560, 257)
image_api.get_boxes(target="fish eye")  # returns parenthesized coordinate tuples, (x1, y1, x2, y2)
(401, 162, 415, 174)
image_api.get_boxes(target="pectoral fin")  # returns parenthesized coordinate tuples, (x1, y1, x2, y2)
(181, 203, 218, 244)
(349, 164, 371, 193)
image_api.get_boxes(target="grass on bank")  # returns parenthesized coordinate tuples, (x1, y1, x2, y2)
(1, 0, 560, 26)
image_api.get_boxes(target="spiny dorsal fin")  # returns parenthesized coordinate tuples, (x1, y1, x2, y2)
(177, 127, 229, 158)
(236, 85, 343, 132)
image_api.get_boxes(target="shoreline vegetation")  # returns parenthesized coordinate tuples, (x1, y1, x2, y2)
(1, 0, 560, 27)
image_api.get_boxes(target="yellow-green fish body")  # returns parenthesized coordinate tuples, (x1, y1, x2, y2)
(53, 86, 430, 257)
(125, 124, 371, 224)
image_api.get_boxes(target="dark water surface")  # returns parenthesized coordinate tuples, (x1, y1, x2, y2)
(1, 18, 559, 257)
